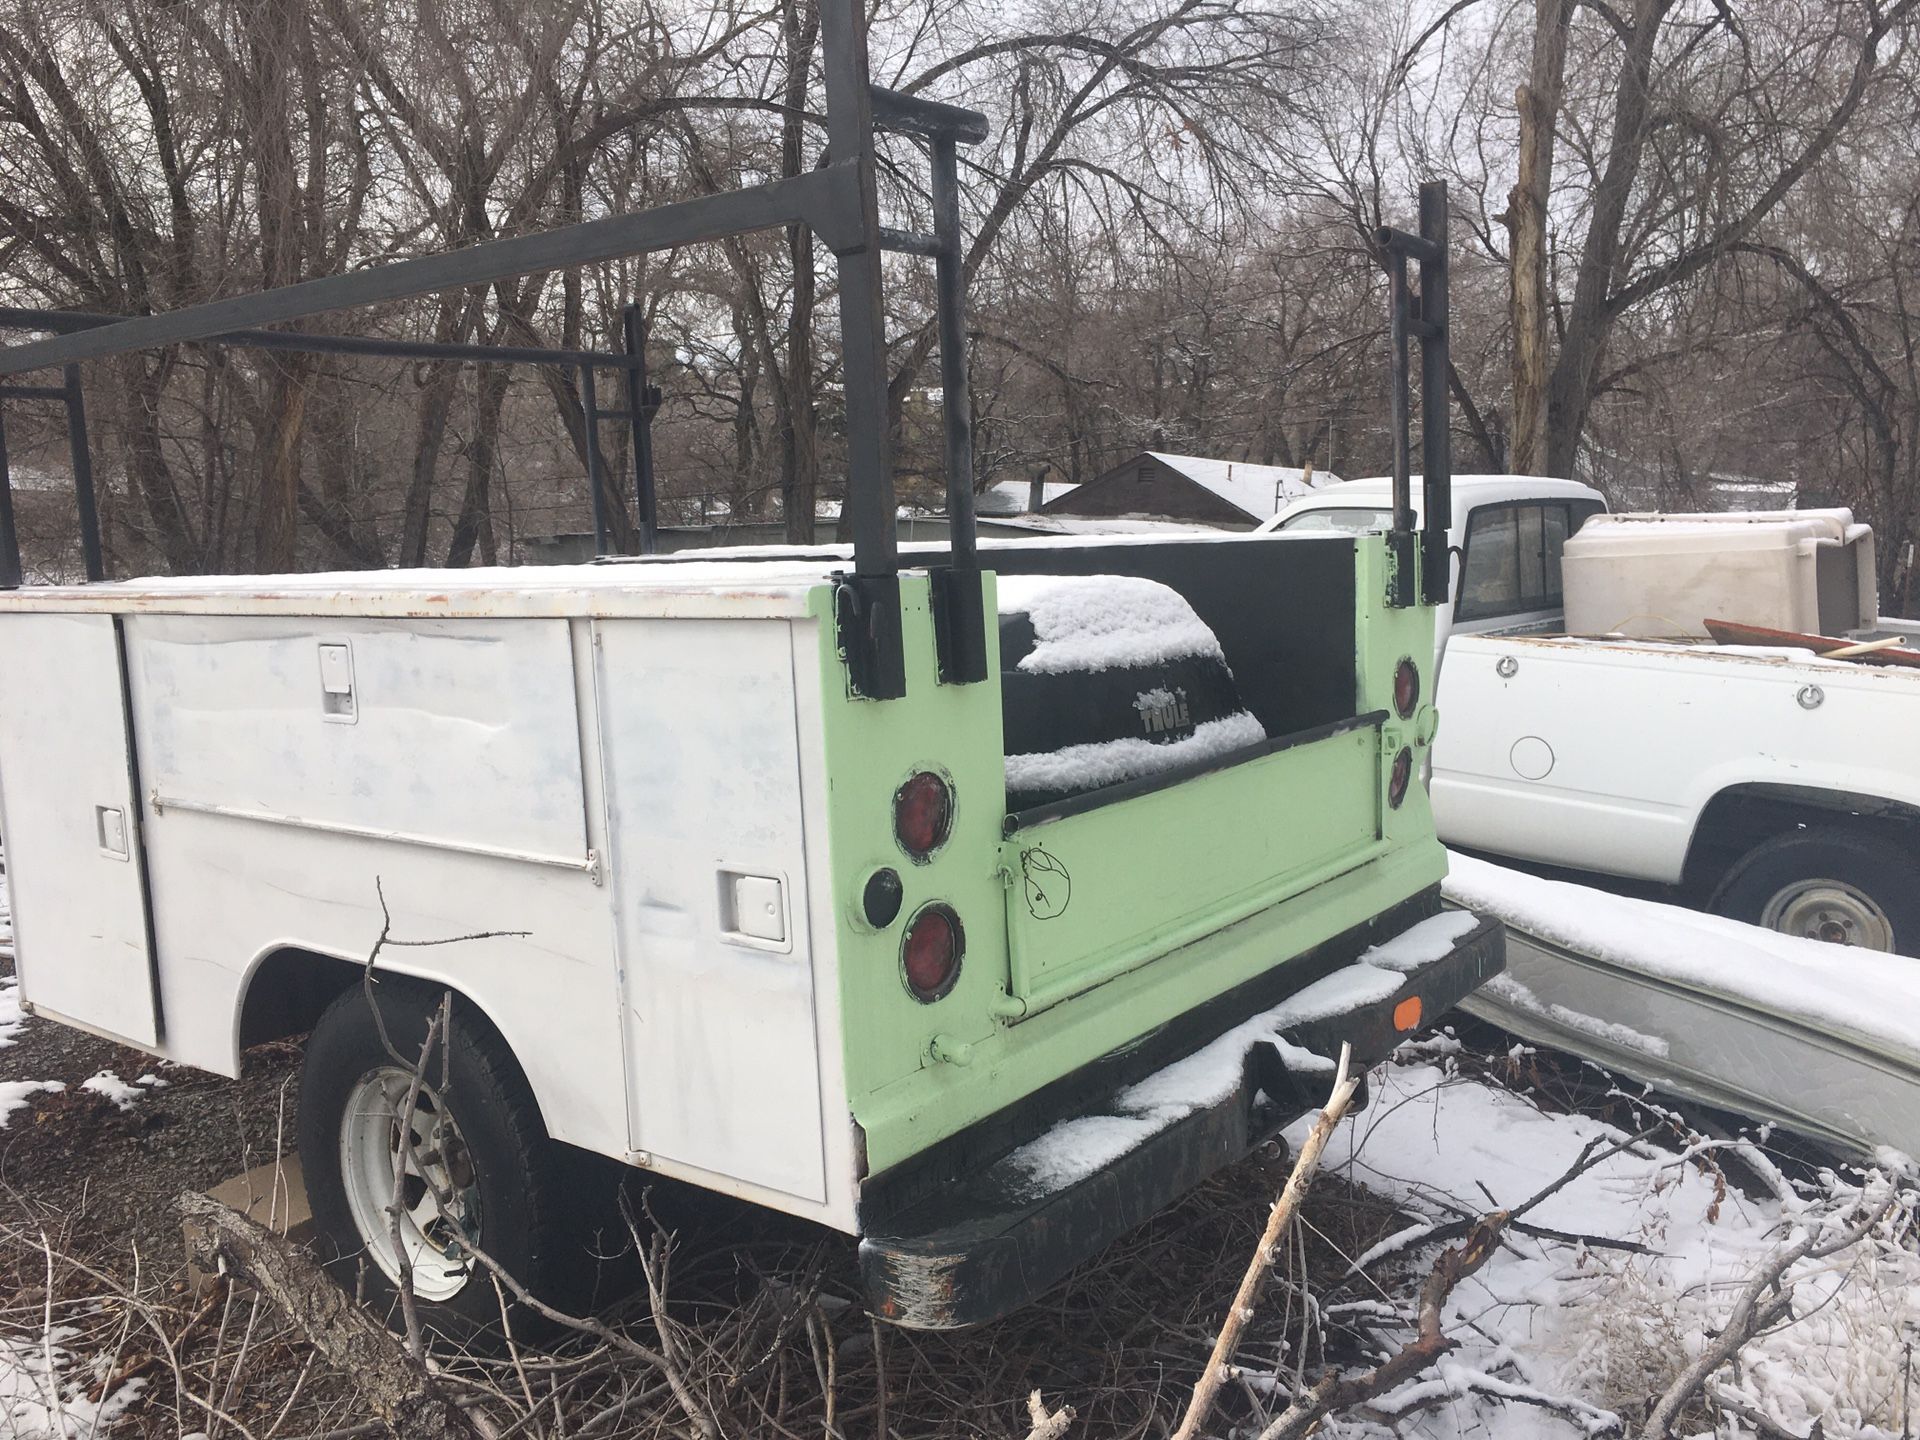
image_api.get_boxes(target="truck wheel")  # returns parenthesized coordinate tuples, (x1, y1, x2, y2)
(1708, 827, 1920, 957)
(298, 980, 574, 1343)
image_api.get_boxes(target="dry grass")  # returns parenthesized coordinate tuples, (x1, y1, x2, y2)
(0, 1136, 1422, 1440)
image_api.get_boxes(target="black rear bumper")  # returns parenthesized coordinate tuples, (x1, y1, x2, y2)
(859, 909, 1504, 1329)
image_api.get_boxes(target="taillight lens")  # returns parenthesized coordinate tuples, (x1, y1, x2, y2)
(1394, 658, 1420, 719)
(894, 771, 953, 859)
(1388, 747, 1414, 808)
(901, 904, 963, 1001)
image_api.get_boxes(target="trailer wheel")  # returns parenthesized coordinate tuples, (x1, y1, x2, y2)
(1708, 827, 1920, 957)
(298, 980, 575, 1342)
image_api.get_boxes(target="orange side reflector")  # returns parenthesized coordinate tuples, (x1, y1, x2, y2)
(1393, 996, 1424, 1032)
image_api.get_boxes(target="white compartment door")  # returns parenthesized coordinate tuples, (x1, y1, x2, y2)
(594, 618, 827, 1203)
(0, 613, 159, 1046)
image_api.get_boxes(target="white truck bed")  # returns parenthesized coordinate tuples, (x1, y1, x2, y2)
(1432, 633, 1920, 885)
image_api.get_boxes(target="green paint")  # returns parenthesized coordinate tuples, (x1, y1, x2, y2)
(812, 535, 1448, 1178)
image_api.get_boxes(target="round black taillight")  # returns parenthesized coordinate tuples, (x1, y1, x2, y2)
(1394, 658, 1420, 719)
(894, 771, 953, 860)
(862, 868, 904, 929)
(901, 903, 963, 1001)
(1388, 747, 1414, 808)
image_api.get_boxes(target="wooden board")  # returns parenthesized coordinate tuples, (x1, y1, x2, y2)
(1704, 617, 1920, 670)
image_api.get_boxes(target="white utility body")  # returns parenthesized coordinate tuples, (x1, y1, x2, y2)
(0, 563, 851, 1209)
(1268, 479, 1920, 955)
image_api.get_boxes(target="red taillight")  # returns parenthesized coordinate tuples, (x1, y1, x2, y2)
(902, 904, 963, 1001)
(1388, 747, 1414, 808)
(894, 771, 953, 859)
(1394, 658, 1420, 719)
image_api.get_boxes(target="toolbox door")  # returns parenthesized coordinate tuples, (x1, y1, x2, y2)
(0, 613, 160, 1047)
(594, 617, 827, 1204)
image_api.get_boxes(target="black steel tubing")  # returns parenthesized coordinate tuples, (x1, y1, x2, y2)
(1388, 255, 1413, 538)
(622, 303, 658, 555)
(64, 365, 103, 582)
(0, 167, 863, 376)
(878, 226, 944, 257)
(576, 365, 612, 557)
(0, 307, 634, 370)
(870, 86, 990, 144)
(1417, 181, 1451, 607)
(0, 407, 21, 589)
(932, 137, 975, 572)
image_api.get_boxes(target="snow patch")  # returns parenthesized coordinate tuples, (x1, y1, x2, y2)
(1000, 956, 1416, 1197)
(1288, 1059, 1920, 1437)
(1005, 711, 1266, 797)
(80, 1071, 166, 1111)
(1478, 972, 1672, 1058)
(0, 1080, 63, 1128)
(1444, 851, 1920, 1064)
(0, 978, 26, 1049)
(996, 573, 1225, 674)
(1, 1327, 145, 1438)
(1353, 910, 1479, 973)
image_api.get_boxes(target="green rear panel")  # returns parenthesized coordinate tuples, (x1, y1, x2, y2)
(1001, 723, 1382, 1015)
(812, 535, 1446, 1177)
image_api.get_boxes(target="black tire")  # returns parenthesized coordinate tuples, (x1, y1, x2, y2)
(297, 979, 583, 1344)
(1707, 826, 1920, 957)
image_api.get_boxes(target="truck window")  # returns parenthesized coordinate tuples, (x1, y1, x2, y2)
(1273, 506, 1393, 534)
(1458, 506, 1521, 619)
(1459, 501, 1576, 620)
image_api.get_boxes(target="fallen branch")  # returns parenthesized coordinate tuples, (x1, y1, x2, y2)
(1255, 1210, 1508, 1440)
(1023, 1389, 1075, 1440)
(179, 1191, 486, 1440)
(1641, 1183, 1899, 1440)
(1171, 1043, 1361, 1440)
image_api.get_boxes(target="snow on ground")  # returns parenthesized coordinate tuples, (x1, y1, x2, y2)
(1445, 852, 1920, 1063)
(0, 1327, 145, 1439)
(0, 840, 12, 959)
(0, 978, 26, 1049)
(78, 1071, 167, 1111)
(0, 1079, 62, 1127)
(1284, 1055, 1920, 1438)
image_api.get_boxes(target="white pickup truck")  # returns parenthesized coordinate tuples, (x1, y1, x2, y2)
(1267, 477, 1920, 957)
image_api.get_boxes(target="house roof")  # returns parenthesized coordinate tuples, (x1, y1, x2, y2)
(975, 479, 1079, 515)
(1142, 452, 1335, 520)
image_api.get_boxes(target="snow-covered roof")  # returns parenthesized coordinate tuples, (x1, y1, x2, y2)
(1143, 452, 1335, 520)
(988, 512, 1224, 537)
(975, 480, 1079, 515)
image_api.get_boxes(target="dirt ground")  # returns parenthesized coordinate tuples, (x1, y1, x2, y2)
(0, 957, 304, 1272)
(0, 946, 1452, 1440)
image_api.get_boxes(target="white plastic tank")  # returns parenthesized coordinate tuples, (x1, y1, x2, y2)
(1562, 509, 1878, 638)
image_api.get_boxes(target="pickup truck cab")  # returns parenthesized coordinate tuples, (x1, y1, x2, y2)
(1265, 474, 1608, 650)
(1267, 478, 1920, 958)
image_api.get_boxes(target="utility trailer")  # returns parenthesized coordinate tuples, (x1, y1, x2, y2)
(0, 0, 1500, 1335)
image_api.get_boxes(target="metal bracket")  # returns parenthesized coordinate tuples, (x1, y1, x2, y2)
(834, 572, 907, 700)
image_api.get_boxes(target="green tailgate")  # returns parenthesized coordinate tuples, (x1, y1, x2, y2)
(999, 719, 1384, 1016)
(813, 535, 1445, 1176)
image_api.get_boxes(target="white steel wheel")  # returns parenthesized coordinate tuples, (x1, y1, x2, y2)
(1709, 826, 1920, 959)
(340, 1067, 483, 1302)
(1759, 879, 1895, 952)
